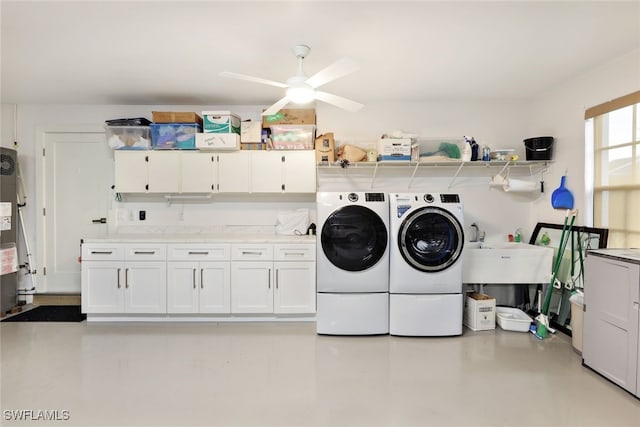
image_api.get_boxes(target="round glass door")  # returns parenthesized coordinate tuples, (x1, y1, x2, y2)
(398, 206, 463, 272)
(321, 205, 388, 272)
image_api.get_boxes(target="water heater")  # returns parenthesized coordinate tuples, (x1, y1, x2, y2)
(0, 147, 18, 313)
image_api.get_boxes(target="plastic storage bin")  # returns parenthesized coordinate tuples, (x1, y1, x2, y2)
(105, 125, 151, 150)
(270, 124, 315, 150)
(150, 123, 201, 149)
(496, 307, 532, 332)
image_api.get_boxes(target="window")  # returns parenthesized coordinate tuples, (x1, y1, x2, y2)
(586, 91, 640, 248)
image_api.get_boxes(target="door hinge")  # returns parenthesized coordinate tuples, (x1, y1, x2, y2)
(145, 155, 149, 162)
(43, 267, 47, 276)
(43, 208, 46, 216)
(281, 156, 285, 162)
(42, 148, 46, 156)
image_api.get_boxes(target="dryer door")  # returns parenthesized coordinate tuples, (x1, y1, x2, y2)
(398, 206, 463, 272)
(321, 205, 388, 272)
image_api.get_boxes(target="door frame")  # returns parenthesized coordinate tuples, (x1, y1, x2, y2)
(35, 125, 107, 292)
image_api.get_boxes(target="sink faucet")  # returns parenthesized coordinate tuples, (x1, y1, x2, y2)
(470, 223, 480, 242)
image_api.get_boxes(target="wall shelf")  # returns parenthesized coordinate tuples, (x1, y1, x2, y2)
(317, 160, 551, 189)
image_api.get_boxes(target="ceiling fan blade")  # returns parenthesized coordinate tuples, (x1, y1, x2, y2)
(305, 58, 359, 89)
(219, 71, 288, 89)
(261, 96, 291, 116)
(314, 91, 363, 112)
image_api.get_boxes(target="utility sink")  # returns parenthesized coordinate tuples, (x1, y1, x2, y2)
(463, 242, 554, 284)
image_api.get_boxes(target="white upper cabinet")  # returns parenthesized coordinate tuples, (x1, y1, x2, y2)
(114, 150, 315, 194)
(217, 151, 251, 193)
(180, 151, 216, 193)
(250, 150, 316, 193)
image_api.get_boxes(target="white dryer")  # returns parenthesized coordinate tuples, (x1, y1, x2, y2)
(389, 193, 465, 336)
(316, 192, 389, 335)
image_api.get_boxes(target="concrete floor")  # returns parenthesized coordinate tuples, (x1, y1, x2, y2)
(1, 321, 639, 426)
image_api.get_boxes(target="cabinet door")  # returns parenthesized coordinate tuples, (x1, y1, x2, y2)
(200, 262, 231, 313)
(114, 151, 148, 193)
(147, 151, 180, 193)
(583, 256, 639, 394)
(81, 261, 124, 313)
(231, 261, 273, 313)
(167, 261, 199, 313)
(251, 151, 283, 193)
(217, 151, 250, 193)
(124, 261, 167, 313)
(282, 151, 316, 193)
(180, 151, 216, 193)
(274, 261, 316, 314)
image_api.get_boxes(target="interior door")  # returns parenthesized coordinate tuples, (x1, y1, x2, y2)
(40, 130, 113, 292)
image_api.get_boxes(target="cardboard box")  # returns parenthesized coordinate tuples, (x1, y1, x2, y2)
(262, 108, 316, 127)
(202, 111, 241, 134)
(241, 143, 266, 150)
(196, 133, 240, 151)
(152, 111, 203, 126)
(315, 133, 335, 163)
(464, 292, 496, 331)
(241, 120, 262, 143)
(377, 138, 412, 161)
(150, 123, 200, 149)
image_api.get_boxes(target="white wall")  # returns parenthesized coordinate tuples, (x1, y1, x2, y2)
(528, 48, 640, 227)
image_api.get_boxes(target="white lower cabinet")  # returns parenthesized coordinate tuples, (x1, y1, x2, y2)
(82, 241, 315, 318)
(81, 243, 167, 313)
(230, 243, 316, 314)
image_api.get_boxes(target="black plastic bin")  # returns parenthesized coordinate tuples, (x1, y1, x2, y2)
(524, 136, 554, 160)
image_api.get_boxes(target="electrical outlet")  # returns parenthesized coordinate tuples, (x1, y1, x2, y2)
(139, 210, 146, 221)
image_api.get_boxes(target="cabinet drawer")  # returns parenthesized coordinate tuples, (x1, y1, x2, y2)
(82, 244, 125, 261)
(231, 244, 273, 261)
(274, 244, 316, 261)
(167, 244, 230, 261)
(124, 244, 167, 261)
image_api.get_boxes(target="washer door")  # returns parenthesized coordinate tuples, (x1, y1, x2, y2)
(398, 206, 463, 272)
(321, 205, 388, 272)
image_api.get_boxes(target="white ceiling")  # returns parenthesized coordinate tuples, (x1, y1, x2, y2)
(2, 1, 639, 106)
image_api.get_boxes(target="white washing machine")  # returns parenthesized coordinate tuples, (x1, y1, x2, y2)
(316, 192, 389, 335)
(389, 193, 465, 336)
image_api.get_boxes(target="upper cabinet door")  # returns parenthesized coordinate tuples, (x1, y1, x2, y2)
(114, 151, 148, 193)
(147, 151, 180, 193)
(180, 151, 216, 193)
(282, 151, 316, 193)
(217, 151, 250, 193)
(251, 151, 284, 193)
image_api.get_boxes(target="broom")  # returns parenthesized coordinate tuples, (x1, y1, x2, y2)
(537, 209, 577, 338)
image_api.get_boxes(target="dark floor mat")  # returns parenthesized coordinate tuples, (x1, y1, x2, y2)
(1, 305, 86, 322)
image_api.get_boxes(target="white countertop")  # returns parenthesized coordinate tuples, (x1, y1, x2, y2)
(83, 233, 316, 244)
(588, 248, 640, 264)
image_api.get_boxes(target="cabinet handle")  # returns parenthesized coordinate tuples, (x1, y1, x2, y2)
(276, 269, 279, 289)
(200, 269, 204, 289)
(242, 251, 263, 256)
(91, 251, 113, 255)
(117, 268, 121, 289)
(268, 268, 271, 289)
(193, 268, 197, 289)
(125, 268, 129, 288)
(188, 251, 209, 255)
(134, 251, 156, 255)
(284, 252, 305, 257)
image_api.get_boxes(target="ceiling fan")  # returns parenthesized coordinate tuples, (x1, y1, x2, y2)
(219, 45, 363, 116)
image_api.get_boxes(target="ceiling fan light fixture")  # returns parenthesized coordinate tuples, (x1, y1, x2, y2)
(286, 86, 315, 104)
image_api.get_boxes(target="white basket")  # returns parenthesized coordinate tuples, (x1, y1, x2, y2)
(496, 307, 532, 332)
